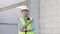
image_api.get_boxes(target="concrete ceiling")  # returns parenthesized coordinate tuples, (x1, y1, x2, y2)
(0, 0, 26, 11)
(0, 0, 25, 8)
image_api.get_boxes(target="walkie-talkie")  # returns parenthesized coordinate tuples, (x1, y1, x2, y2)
(25, 17, 30, 34)
(27, 17, 30, 20)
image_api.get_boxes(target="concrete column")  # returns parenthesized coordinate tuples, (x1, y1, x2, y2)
(27, 0, 40, 34)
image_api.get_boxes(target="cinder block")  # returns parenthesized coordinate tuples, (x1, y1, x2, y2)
(46, 28, 53, 34)
(40, 28, 46, 34)
(56, 10, 60, 15)
(52, 28, 58, 34)
(40, 18, 52, 23)
(44, 10, 56, 17)
(45, 23, 57, 28)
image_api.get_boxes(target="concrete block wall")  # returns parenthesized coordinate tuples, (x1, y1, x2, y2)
(28, 0, 60, 34)
(40, 0, 60, 34)
(40, 0, 56, 34)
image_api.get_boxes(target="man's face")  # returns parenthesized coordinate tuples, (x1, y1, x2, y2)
(21, 10, 29, 17)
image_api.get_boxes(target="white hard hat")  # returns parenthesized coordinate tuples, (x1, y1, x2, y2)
(20, 6, 29, 11)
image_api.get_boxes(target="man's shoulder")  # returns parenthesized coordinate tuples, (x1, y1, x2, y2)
(19, 17, 23, 18)
(30, 17, 34, 19)
(17, 17, 22, 20)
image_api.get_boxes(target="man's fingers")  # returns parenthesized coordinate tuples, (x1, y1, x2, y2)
(27, 20, 30, 23)
(20, 29, 25, 32)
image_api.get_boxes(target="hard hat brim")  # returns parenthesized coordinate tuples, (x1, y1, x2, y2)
(21, 9, 29, 12)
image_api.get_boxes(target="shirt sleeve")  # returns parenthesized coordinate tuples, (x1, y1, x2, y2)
(18, 20, 22, 29)
(30, 20, 35, 31)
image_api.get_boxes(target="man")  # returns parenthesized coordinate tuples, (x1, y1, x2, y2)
(18, 6, 35, 34)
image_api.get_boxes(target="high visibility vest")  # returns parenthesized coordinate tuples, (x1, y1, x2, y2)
(18, 17, 34, 34)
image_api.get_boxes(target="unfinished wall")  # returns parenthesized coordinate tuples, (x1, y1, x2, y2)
(28, 0, 60, 34)
(40, 0, 60, 34)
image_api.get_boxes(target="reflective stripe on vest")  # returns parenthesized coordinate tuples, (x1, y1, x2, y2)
(18, 17, 34, 34)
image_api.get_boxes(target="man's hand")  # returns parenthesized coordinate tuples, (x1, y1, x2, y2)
(20, 20, 31, 32)
(26, 29, 32, 32)
(22, 20, 30, 28)
(26, 20, 30, 24)
(20, 29, 25, 32)
(20, 29, 32, 32)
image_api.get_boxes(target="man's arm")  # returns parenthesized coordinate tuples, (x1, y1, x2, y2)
(27, 20, 35, 32)
(30, 20, 35, 31)
(21, 19, 35, 32)
(18, 20, 34, 32)
(18, 20, 30, 32)
(18, 20, 25, 32)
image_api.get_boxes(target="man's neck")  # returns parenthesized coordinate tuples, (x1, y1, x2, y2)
(23, 16, 28, 18)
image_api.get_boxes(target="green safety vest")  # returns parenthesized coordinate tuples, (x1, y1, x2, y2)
(18, 17, 34, 34)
